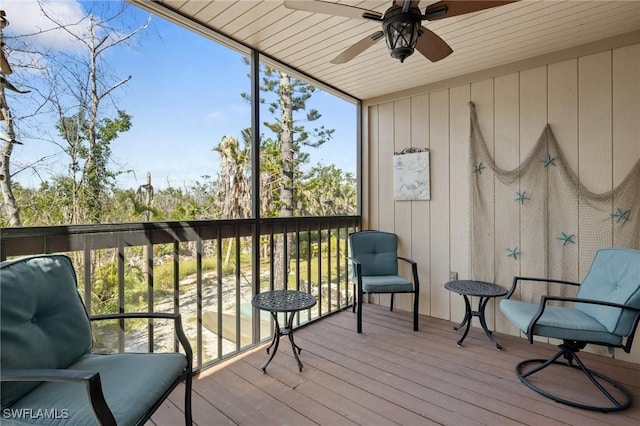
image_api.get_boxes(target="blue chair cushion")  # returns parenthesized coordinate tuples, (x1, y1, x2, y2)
(575, 248, 640, 336)
(500, 299, 622, 346)
(361, 275, 413, 293)
(1, 255, 93, 407)
(5, 353, 188, 425)
(349, 231, 398, 277)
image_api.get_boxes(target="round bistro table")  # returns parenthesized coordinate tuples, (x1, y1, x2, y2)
(444, 280, 508, 349)
(251, 289, 317, 372)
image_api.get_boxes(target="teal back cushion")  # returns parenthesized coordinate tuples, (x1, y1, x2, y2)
(576, 248, 640, 336)
(1, 255, 93, 407)
(349, 231, 399, 277)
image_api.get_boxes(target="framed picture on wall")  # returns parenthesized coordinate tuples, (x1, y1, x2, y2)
(393, 149, 430, 201)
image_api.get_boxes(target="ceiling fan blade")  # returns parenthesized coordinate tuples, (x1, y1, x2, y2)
(394, 1, 421, 10)
(284, 0, 383, 21)
(424, 1, 517, 20)
(415, 26, 453, 62)
(331, 31, 385, 64)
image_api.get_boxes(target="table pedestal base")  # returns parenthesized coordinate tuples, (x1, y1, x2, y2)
(261, 311, 305, 373)
(453, 294, 502, 350)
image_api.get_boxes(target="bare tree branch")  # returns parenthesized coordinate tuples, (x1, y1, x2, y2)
(98, 75, 131, 102)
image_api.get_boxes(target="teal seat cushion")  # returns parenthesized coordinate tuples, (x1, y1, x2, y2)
(6, 353, 188, 425)
(361, 275, 413, 293)
(1, 255, 92, 407)
(575, 248, 640, 336)
(500, 299, 622, 346)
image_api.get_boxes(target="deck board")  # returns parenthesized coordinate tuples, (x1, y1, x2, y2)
(151, 305, 640, 425)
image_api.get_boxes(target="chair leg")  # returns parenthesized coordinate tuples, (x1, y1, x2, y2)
(390, 293, 394, 312)
(352, 283, 356, 313)
(515, 342, 631, 412)
(413, 292, 419, 332)
(184, 373, 193, 424)
(356, 285, 363, 333)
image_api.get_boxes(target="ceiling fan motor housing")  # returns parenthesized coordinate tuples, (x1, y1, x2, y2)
(382, 4, 422, 62)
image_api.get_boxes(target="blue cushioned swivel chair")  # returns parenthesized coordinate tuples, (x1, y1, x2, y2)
(348, 230, 420, 333)
(500, 248, 640, 412)
(0, 254, 193, 425)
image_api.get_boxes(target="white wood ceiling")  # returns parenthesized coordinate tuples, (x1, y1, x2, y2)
(130, 1, 640, 100)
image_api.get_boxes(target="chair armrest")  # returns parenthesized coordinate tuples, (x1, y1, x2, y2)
(346, 256, 363, 296)
(398, 256, 420, 292)
(526, 295, 640, 344)
(541, 295, 640, 311)
(346, 256, 420, 292)
(346, 256, 362, 275)
(1, 369, 116, 426)
(90, 313, 193, 365)
(397, 256, 416, 266)
(506, 276, 579, 299)
(346, 256, 361, 266)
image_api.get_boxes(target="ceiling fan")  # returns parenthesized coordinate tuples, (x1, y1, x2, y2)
(283, 1, 517, 64)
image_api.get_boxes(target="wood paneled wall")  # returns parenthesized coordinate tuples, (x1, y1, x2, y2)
(362, 41, 640, 363)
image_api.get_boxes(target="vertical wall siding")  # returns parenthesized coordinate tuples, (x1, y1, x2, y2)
(411, 95, 431, 317)
(394, 99, 413, 312)
(449, 86, 471, 324)
(547, 59, 579, 297)
(429, 90, 451, 320)
(363, 42, 640, 363)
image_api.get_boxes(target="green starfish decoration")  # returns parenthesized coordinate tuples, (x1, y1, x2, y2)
(507, 247, 520, 260)
(542, 153, 556, 168)
(474, 162, 486, 174)
(514, 191, 529, 204)
(611, 207, 630, 224)
(557, 232, 576, 246)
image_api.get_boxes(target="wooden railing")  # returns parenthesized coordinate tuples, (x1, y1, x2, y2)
(0, 216, 361, 371)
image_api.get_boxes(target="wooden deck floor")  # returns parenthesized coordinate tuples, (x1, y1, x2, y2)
(150, 305, 640, 425)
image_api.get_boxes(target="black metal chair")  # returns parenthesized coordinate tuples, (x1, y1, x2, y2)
(347, 230, 420, 333)
(500, 248, 640, 412)
(1, 254, 193, 425)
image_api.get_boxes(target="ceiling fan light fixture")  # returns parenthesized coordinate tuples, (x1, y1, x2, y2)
(382, 6, 421, 63)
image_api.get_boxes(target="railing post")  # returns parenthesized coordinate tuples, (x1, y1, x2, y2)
(118, 240, 125, 353)
(173, 240, 180, 353)
(234, 228, 241, 353)
(196, 233, 203, 368)
(250, 49, 262, 346)
(83, 240, 92, 317)
(145, 233, 154, 353)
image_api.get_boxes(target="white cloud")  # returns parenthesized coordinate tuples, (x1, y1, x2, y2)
(2, 0, 88, 52)
(231, 103, 249, 114)
(204, 110, 223, 124)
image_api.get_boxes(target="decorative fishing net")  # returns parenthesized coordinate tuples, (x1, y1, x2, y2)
(469, 102, 640, 293)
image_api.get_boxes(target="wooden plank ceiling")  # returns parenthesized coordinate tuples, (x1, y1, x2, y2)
(130, 1, 640, 100)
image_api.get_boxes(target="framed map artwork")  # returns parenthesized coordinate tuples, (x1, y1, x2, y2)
(393, 149, 430, 201)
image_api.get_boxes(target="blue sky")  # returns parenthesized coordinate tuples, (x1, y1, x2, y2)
(3, 0, 357, 190)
